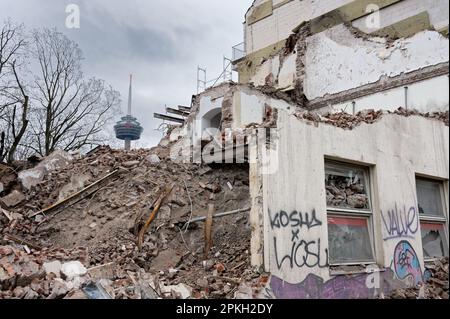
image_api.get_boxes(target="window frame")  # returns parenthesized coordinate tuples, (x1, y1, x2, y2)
(325, 160, 376, 266)
(416, 176, 449, 261)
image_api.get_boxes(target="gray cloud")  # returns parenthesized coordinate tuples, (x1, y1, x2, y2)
(1, 0, 252, 147)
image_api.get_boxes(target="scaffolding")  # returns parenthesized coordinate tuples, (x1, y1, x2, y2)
(197, 56, 233, 94)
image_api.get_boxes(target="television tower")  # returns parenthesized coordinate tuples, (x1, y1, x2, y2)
(114, 74, 143, 150)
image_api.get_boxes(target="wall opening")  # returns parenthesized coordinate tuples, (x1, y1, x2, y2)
(201, 108, 222, 140)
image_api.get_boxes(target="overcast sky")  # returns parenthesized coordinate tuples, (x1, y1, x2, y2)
(1, 0, 253, 147)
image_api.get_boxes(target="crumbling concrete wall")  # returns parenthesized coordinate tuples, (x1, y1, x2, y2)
(244, 23, 449, 112)
(303, 25, 449, 101)
(170, 83, 294, 161)
(249, 53, 297, 90)
(251, 110, 449, 298)
(239, 0, 449, 113)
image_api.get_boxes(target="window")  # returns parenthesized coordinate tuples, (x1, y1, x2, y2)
(325, 161, 375, 265)
(416, 177, 449, 259)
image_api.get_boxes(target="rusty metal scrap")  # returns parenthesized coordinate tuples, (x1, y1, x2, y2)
(137, 184, 174, 250)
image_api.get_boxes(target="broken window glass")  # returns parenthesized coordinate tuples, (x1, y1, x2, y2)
(421, 223, 448, 258)
(416, 178, 444, 217)
(325, 162, 370, 210)
(327, 216, 374, 264)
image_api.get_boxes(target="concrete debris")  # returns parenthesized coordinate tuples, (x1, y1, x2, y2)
(325, 172, 368, 209)
(234, 282, 254, 299)
(160, 283, 192, 299)
(382, 258, 449, 299)
(43, 261, 62, 277)
(122, 160, 140, 168)
(61, 261, 87, 280)
(87, 262, 116, 280)
(18, 150, 73, 190)
(58, 174, 91, 201)
(146, 154, 161, 164)
(0, 190, 26, 208)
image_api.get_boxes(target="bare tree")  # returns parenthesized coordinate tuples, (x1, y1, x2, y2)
(29, 28, 120, 156)
(0, 20, 28, 163)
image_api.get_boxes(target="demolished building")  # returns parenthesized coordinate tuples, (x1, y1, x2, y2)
(0, 0, 449, 299)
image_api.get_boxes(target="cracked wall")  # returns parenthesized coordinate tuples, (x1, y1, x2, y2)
(168, 83, 295, 163)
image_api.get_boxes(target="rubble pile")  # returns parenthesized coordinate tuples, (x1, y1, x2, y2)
(295, 107, 449, 129)
(296, 109, 384, 129)
(0, 144, 254, 299)
(390, 107, 449, 126)
(325, 173, 368, 209)
(0, 164, 17, 198)
(0, 245, 90, 299)
(384, 258, 449, 299)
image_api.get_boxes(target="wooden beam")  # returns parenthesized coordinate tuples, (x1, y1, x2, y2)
(154, 113, 185, 124)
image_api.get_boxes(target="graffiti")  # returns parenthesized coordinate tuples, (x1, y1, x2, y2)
(393, 240, 423, 286)
(273, 237, 328, 270)
(268, 270, 396, 299)
(381, 204, 419, 241)
(269, 209, 322, 230)
(269, 209, 327, 270)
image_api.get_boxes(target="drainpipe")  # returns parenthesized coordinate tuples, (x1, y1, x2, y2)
(404, 86, 409, 109)
(352, 101, 356, 115)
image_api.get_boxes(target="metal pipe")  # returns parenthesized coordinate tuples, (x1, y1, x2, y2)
(404, 86, 409, 109)
(184, 207, 251, 224)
